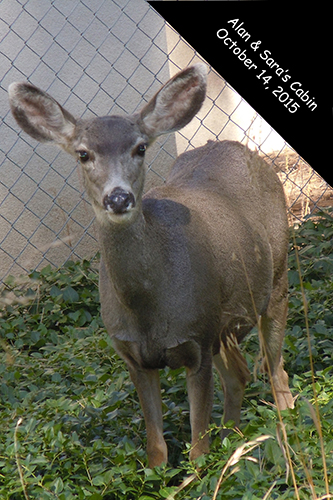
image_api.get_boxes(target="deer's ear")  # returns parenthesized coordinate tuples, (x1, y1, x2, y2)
(139, 64, 207, 139)
(8, 82, 76, 147)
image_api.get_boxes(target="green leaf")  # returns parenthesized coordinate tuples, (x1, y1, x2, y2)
(51, 373, 62, 383)
(63, 286, 79, 303)
(52, 477, 64, 494)
(92, 475, 105, 486)
(139, 496, 158, 500)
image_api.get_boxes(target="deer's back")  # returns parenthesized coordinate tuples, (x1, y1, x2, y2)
(166, 141, 282, 213)
(160, 140, 288, 273)
(147, 140, 287, 260)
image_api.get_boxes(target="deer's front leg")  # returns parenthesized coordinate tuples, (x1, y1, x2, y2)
(186, 356, 214, 461)
(128, 366, 167, 468)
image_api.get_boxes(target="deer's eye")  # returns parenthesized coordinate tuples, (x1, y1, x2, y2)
(76, 150, 90, 163)
(135, 143, 147, 157)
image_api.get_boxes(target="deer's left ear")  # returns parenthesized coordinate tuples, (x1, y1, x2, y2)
(139, 64, 207, 139)
(8, 82, 77, 147)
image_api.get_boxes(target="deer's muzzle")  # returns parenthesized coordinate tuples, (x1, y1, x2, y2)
(103, 187, 136, 215)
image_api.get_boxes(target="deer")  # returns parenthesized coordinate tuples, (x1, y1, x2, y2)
(8, 64, 294, 468)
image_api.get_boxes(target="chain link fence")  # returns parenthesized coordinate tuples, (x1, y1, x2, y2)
(1, 0, 332, 285)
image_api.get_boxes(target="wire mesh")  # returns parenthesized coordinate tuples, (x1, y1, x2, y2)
(0, 0, 332, 284)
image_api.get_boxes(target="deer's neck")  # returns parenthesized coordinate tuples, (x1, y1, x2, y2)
(97, 212, 157, 309)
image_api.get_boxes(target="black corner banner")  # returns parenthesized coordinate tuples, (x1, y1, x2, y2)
(148, 2, 332, 187)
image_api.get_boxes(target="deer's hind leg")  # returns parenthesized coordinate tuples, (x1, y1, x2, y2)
(260, 270, 294, 410)
(214, 335, 251, 434)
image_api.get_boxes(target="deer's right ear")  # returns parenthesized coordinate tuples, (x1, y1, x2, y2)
(8, 82, 76, 148)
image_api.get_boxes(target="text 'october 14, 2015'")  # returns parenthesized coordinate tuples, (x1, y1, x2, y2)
(217, 19, 317, 114)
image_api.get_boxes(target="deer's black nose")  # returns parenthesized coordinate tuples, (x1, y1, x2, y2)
(103, 187, 136, 214)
